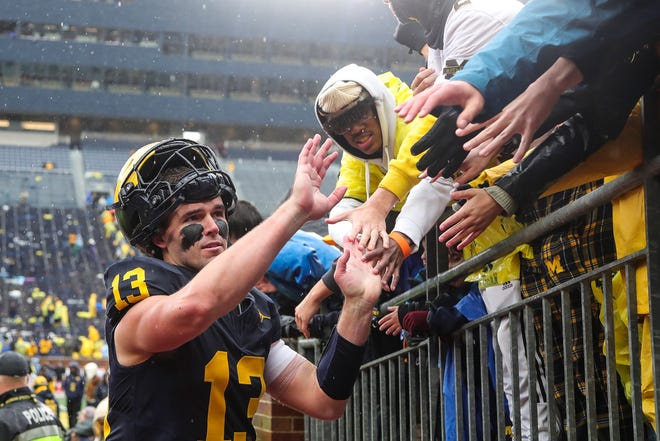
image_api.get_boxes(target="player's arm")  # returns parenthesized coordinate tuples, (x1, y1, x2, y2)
(266, 350, 344, 420)
(268, 240, 380, 418)
(114, 136, 346, 365)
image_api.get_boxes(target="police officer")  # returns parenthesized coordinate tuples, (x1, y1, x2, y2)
(0, 351, 65, 440)
(64, 362, 84, 428)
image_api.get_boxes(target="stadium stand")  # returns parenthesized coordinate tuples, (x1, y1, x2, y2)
(0, 3, 656, 440)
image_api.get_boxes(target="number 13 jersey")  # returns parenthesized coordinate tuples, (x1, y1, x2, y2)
(104, 255, 281, 441)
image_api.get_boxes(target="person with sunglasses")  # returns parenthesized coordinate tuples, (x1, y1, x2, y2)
(315, 63, 434, 262)
(103, 136, 382, 440)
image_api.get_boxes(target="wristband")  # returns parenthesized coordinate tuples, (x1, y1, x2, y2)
(316, 329, 366, 400)
(389, 232, 412, 259)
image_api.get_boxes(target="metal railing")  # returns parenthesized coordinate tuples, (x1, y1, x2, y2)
(298, 94, 659, 440)
(299, 337, 440, 441)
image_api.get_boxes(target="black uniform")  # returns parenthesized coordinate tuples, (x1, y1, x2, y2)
(63, 370, 84, 428)
(0, 387, 65, 440)
(104, 256, 281, 441)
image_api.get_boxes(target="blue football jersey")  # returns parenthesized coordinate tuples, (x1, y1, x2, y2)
(104, 255, 281, 441)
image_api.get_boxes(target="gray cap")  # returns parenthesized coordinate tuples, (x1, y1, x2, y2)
(317, 80, 368, 117)
(0, 351, 29, 376)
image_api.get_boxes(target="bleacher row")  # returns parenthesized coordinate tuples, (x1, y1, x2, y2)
(0, 144, 73, 171)
(0, 203, 110, 334)
(0, 143, 338, 216)
(0, 142, 339, 341)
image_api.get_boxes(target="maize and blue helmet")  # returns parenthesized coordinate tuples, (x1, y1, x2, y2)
(111, 138, 237, 255)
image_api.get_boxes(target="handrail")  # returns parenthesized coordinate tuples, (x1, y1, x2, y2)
(380, 154, 660, 313)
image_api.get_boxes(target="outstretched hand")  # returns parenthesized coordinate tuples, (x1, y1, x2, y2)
(292, 134, 346, 221)
(361, 237, 405, 292)
(325, 200, 390, 251)
(378, 306, 403, 335)
(451, 144, 502, 185)
(334, 239, 382, 308)
(458, 81, 558, 163)
(395, 80, 485, 129)
(294, 294, 321, 339)
(438, 187, 503, 249)
(411, 106, 481, 179)
(410, 67, 438, 96)
(459, 57, 583, 163)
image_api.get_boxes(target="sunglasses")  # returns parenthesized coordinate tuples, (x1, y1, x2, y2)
(324, 100, 378, 135)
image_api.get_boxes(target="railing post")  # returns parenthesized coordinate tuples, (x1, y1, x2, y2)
(642, 89, 660, 439)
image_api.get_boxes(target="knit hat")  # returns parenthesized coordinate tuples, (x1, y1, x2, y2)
(0, 351, 29, 377)
(317, 80, 369, 117)
(33, 375, 48, 387)
(33, 375, 49, 393)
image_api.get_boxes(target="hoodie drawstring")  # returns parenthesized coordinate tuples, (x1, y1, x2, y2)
(364, 148, 390, 201)
(364, 162, 371, 199)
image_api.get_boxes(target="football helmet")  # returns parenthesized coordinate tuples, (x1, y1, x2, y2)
(111, 138, 237, 253)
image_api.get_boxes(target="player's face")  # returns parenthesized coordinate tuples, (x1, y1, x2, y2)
(342, 109, 383, 156)
(155, 197, 229, 271)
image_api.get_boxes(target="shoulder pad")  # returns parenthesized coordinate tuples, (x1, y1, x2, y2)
(105, 256, 194, 325)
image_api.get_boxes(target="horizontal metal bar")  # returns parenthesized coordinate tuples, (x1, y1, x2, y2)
(380, 155, 660, 313)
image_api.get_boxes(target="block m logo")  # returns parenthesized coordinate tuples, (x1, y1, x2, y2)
(544, 255, 565, 275)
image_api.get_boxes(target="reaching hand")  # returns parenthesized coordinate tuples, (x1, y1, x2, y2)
(458, 81, 558, 163)
(452, 144, 503, 185)
(378, 306, 403, 336)
(325, 193, 393, 250)
(334, 239, 382, 309)
(295, 278, 335, 339)
(395, 80, 485, 128)
(411, 107, 481, 178)
(362, 237, 406, 292)
(438, 187, 504, 249)
(460, 57, 583, 163)
(410, 67, 438, 96)
(292, 134, 346, 221)
(294, 293, 322, 339)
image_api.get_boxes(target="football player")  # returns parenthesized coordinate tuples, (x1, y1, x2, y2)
(104, 135, 381, 440)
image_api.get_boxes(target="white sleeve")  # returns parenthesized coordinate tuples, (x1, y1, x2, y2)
(394, 178, 454, 250)
(427, 47, 445, 74)
(327, 198, 363, 246)
(442, 0, 523, 65)
(264, 339, 299, 385)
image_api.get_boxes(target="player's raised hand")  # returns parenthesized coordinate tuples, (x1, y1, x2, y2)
(292, 134, 346, 221)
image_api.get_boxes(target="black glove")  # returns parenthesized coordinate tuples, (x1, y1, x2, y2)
(411, 106, 481, 178)
(393, 21, 427, 56)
